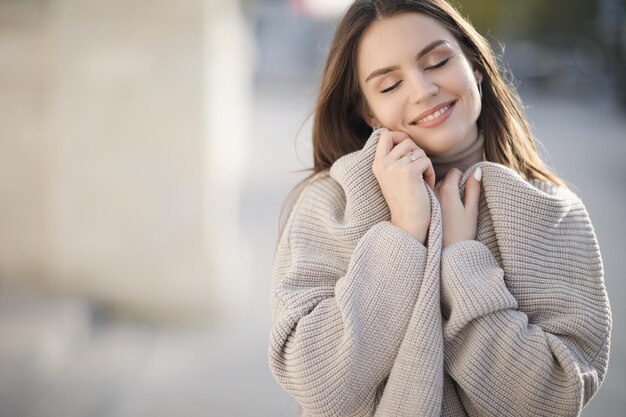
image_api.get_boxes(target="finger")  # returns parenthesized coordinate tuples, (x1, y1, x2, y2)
(408, 157, 436, 190)
(388, 139, 424, 161)
(374, 131, 394, 160)
(422, 161, 436, 190)
(374, 130, 408, 160)
(464, 167, 482, 209)
(442, 168, 463, 196)
(387, 131, 411, 145)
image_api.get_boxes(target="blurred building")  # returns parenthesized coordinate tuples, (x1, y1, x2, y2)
(0, 0, 255, 322)
(1, 0, 623, 333)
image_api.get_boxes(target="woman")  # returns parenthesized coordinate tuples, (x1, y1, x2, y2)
(269, 1, 612, 416)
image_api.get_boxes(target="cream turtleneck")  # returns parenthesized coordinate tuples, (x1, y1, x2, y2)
(429, 133, 485, 183)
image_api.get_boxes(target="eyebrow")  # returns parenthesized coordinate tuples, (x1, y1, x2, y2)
(365, 39, 451, 83)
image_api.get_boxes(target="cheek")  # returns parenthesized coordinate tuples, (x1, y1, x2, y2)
(460, 78, 481, 115)
(470, 84, 482, 116)
(371, 97, 404, 125)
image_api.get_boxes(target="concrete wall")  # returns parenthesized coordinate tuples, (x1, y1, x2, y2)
(0, 0, 49, 289)
(0, 0, 252, 320)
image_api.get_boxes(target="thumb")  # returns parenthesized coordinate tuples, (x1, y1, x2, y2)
(464, 167, 482, 209)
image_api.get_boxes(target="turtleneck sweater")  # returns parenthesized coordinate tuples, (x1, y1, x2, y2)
(430, 132, 485, 183)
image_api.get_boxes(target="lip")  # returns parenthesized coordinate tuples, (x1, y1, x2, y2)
(410, 100, 456, 128)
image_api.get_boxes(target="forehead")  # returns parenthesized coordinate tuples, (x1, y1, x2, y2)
(357, 13, 457, 76)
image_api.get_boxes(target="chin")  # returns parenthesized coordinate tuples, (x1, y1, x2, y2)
(427, 129, 474, 156)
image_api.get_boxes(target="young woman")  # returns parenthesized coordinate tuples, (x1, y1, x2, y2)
(269, 1, 612, 416)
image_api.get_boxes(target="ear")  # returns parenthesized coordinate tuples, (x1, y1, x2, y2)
(473, 69, 483, 84)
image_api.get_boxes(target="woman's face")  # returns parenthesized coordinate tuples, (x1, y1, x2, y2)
(357, 12, 483, 157)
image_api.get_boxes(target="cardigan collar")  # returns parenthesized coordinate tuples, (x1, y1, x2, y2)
(327, 127, 565, 240)
(328, 128, 390, 237)
(328, 128, 485, 232)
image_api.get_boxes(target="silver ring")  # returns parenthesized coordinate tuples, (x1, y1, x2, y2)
(406, 151, 417, 162)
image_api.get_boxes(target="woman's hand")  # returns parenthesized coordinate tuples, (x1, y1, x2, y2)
(434, 167, 482, 248)
(372, 130, 436, 245)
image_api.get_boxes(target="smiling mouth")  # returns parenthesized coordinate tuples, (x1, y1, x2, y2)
(410, 101, 456, 126)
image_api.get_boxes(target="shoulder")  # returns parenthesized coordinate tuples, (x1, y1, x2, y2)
(474, 162, 598, 231)
(278, 170, 345, 241)
(478, 161, 578, 203)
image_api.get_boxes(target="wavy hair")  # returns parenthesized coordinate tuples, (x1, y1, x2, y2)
(281, 0, 565, 233)
(312, 0, 565, 186)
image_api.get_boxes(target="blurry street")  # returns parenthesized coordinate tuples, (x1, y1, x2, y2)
(0, 83, 624, 417)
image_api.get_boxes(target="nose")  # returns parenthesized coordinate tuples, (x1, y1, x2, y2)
(407, 70, 439, 103)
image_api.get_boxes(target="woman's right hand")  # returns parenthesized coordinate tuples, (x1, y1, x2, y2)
(372, 130, 435, 245)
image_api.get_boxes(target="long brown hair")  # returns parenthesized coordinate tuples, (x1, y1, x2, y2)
(281, 0, 565, 233)
(280, 0, 566, 234)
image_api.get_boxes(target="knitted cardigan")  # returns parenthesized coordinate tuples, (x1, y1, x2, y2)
(269, 128, 612, 416)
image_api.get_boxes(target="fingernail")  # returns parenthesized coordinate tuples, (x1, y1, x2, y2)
(474, 167, 482, 182)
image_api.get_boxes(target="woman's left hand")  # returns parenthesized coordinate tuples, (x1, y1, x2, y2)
(434, 167, 482, 248)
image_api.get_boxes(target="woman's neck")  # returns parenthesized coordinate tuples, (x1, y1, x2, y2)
(429, 133, 484, 183)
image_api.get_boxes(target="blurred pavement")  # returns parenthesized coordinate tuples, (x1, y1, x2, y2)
(0, 84, 624, 417)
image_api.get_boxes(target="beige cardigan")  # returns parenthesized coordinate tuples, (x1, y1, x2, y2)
(269, 128, 611, 416)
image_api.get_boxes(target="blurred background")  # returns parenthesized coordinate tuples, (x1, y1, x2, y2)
(0, 0, 624, 415)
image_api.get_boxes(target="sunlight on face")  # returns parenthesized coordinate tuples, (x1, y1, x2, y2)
(357, 12, 483, 157)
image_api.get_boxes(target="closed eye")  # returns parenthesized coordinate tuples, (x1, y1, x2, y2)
(426, 57, 450, 70)
(381, 80, 402, 94)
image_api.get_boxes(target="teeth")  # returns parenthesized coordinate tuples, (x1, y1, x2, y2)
(417, 104, 450, 124)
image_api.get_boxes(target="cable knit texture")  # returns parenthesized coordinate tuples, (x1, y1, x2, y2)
(268, 128, 611, 416)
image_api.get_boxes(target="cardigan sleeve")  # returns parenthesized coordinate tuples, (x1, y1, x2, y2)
(440, 232, 611, 416)
(269, 193, 429, 416)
